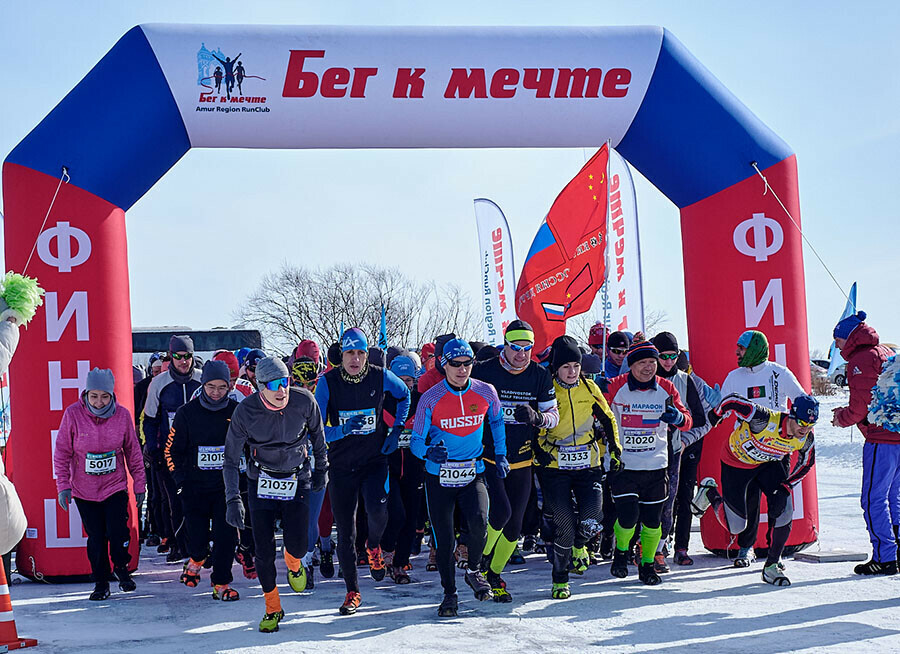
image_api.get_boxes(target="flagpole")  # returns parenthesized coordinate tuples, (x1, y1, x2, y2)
(601, 139, 612, 377)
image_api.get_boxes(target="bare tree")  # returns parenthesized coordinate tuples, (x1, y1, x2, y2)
(235, 263, 480, 353)
(565, 305, 669, 344)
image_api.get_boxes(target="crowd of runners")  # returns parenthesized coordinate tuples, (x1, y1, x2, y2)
(53, 310, 899, 634)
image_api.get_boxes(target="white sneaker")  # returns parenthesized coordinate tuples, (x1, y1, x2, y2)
(762, 563, 791, 587)
(690, 477, 718, 516)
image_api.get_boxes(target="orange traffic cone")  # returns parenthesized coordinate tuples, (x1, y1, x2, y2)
(0, 562, 36, 649)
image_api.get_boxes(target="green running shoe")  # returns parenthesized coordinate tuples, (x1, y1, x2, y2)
(288, 566, 307, 593)
(570, 546, 589, 575)
(551, 582, 571, 599)
(259, 609, 285, 633)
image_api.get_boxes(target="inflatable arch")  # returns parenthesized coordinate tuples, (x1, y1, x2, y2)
(2, 25, 813, 578)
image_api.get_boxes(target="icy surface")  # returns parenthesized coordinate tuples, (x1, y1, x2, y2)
(9, 392, 900, 653)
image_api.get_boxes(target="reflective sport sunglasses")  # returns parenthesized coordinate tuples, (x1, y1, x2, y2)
(446, 358, 475, 368)
(264, 377, 289, 391)
(659, 353, 679, 361)
(505, 342, 533, 352)
(796, 419, 816, 428)
(170, 352, 193, 361)
(609, 347, 628, 355)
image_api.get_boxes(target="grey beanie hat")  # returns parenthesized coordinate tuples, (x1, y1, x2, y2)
(169, 334, 195, 354)
(255, 356, 289, 384)
(201, 360, 231, 385)
(85, 368, 115, 395)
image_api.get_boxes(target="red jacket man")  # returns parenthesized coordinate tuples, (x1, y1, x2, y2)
(832, 315, 896, 443)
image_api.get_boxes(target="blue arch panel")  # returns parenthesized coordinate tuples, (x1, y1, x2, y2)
(6, 26, 189, 210)
(617, 29, 794, 209)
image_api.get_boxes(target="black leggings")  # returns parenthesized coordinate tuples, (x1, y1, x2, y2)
(180, 487, 237, 586)
(674, 441, 702, 551)
(74, 491, 132, 583)
(542, 467, 604, 583)
(424, 473, 489, 596)
(484, 463, 532, 541)
(248, 480, 309, 594)
(718, 460, 792, 554)
(329, 458, 390, 593)
(381, 449, 426, 568)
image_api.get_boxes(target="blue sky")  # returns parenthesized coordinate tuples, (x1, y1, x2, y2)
(1, 1, 898, 354)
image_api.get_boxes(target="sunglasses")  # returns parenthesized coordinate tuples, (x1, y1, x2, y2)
(796, 419, 816, 428)
(506, 342, 533, 352)
(659, 353, 679, 361)
(264, 377, 289, 391)
(170, 352, 193, 361)
(246, 365, 256, 372)
(609, 347, 628, 355)
(446, 358, 475, 368)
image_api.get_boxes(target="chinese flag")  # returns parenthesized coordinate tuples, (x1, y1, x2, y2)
(515, 146, 609, 351)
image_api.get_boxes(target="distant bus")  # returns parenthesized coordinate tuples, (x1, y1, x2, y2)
(133, 328, 263, 368)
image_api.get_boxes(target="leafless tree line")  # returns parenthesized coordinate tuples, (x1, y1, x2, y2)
(235, 263, 481, 354)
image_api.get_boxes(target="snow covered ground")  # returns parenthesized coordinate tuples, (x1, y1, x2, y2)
(9, 391, 900, 653)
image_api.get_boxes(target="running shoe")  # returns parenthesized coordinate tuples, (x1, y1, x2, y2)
(319, 549, 335, 578)
(455, 543, 469, 569)
(551, 582, 571, 599)
(854, 559, 898, 575)
(288, 566, 307, 592)
(464, 569, 494, 601)
(180, 559, 203, 587)
(156, 538, 170, 554)
(522, 535, 536, 552)
(426, 546, 438, 572)
(691, 477, 718, 516)
(638, 562, 662, 586)
(570, 546, 590, 575)
(367, 546, 386, 581)
(259, 609, 284, 632)
(390, 565, 411, 584)
(733, 546, 754, 568)
(674, 549, 694, 566)
(610, 548, 629, 578)
(509, 546, 526, 565)
(762, 563, 791, 587)
(339, 591, 362, 615)
(235, 546, 257, 580)
(487, 570, 511, 603)
(115, 567, 136, 592)
(653, 553, 670, 574)
(437, 593, 458, 617)
(599, 533, 614, 560)
(89, 582, 110, 601)
(305, 564, 315, 590)
(212, 583, 239, 601)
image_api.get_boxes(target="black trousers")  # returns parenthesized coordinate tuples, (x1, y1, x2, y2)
(521, 471, 542, 537)
(424, 472, 489, 596)
(74, 491, 131, 583)
(151, 457, 187, 553)
(180, 486, 237, 586)
(720, 460, 791, 550)
(381, 449, 426, 568)
(248, 479, 310, 594)
(329, 458, 390, 593)
(674, 441, 702, 551)
(542, 467, 603, 583)
(484, 463, 532, 541)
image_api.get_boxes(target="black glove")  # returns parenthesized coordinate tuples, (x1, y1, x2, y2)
(312, 469, 327, 493)
(595, 376, 610, 394)
(225, 497, 245, 530)
(607, 454, 623, 475)
(534, 445, 554, 467)
(514, 404, 543, 427)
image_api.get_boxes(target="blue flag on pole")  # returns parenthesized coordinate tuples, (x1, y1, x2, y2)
(827, 282, 857, 378)
(379, 306, 388, 351)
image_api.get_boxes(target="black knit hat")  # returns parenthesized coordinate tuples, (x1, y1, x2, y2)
(607, 331, 631, 350)
(327, 342, 342, 367)
(650, 332, 679, 353)
(550, 335, 582, 372)
(505, 320, 535, 344)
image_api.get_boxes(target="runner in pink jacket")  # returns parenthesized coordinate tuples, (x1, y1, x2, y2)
(53, 368, 145, 600)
